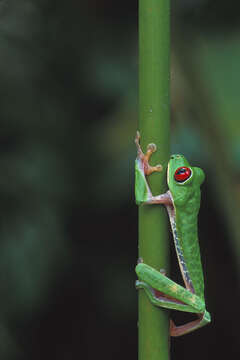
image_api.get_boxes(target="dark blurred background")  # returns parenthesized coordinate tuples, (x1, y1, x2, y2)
(0, 0, 239, 359)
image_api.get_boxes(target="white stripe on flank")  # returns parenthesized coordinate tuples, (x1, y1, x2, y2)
(166, 195, 195, 294)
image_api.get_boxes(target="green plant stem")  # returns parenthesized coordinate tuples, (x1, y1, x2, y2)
(138, 1, 170, 359)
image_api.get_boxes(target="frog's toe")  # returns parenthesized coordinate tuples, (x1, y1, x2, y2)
(147, 143, 157, 153)
(159, 268, 167, 276)
(154, 164, 163, 171)
(135, 131, 141, 145)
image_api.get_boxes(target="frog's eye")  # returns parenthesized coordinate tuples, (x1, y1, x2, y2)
(174, 167, 191, 183)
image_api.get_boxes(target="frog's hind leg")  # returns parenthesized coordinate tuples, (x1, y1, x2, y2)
(136, 280, 200, 313)
(136, 263, 211, 336)
(136, 280, 210, 336)
(136, 263, 204, 312)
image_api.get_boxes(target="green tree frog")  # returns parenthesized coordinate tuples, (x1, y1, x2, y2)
(135, 131, 211, 337)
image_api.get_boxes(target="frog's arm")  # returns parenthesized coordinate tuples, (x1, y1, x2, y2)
(135, 131, 171, 206)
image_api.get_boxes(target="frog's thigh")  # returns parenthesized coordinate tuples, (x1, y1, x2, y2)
(136, 263, 204, 312)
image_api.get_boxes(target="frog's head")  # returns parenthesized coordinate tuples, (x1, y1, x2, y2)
(167, 154, 205, 193)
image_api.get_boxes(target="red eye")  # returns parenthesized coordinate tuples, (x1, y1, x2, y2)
(174, 167, 191, 182)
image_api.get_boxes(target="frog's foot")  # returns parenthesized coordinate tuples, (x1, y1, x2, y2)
(135, 131, 162, 176)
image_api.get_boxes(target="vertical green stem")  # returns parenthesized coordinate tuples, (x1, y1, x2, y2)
(138, 1, 170, 359)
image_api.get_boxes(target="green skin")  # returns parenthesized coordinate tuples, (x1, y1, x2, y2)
(135, 133, 211, 337)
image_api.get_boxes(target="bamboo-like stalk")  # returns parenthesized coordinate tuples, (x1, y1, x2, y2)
(138, 1, 170, 359)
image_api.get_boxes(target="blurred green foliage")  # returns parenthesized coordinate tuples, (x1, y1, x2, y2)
(0, 0, 239, 359)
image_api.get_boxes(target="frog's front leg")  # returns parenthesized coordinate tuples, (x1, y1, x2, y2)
(135, 131, 163, 176)
(136, 263, 211, 336)
(135, 131, 172, 206)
